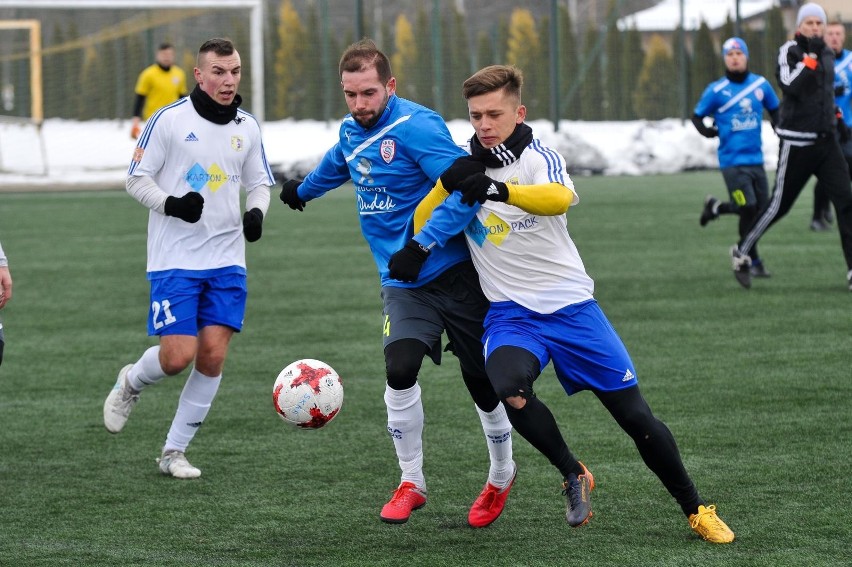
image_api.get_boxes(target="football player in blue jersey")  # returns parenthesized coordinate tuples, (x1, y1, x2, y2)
(811, 20, 852, 231)
(278, 39, 515, 527)
(693, 37, 780, 278)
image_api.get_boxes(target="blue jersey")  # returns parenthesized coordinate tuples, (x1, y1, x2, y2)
(694, 73, 780, 168)
(299, 95, 469, 287)
(835, 49, 852, 128)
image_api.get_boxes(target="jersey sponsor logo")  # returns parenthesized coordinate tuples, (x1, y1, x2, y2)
(380, 139, 396, 164)
(357, 190, 397, 214)
(465, 212, 538, 247)
(465, 213, 510, 247)
(184, 132, 199, 142)
(231, 135, 244, 151)
(731, 98, 759, 132)
(132, 147, 144, 163)
(355, 157, 374, 184)
(185, 162, 240, 192)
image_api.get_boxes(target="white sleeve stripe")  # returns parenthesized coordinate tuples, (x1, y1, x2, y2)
(344, 115, 411, 163)
(778, 41, 805, 86)
(717, 77, 765, 113)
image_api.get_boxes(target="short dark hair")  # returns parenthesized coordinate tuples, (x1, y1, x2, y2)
(338, 39, 392, 83)
(199, 38, 235, 57)
(462, 65, 523, 103)
(158, 42, 174, 51)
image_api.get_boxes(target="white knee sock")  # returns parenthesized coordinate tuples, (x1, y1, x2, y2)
(385, 383, 425, 489)
(163, 368, 221, 453)
(127, 346, 168, 391)
(476, 402, 515, 488)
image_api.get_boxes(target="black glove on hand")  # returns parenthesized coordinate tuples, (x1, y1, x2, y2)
(807, 35, 825, 55)
(458, 172, 509, 206)
(243, 208, 264, 242)
(280, 179, 306, 211)
(388, 239, 430, 282)
(440, 155, 485, 192)
(691, 114, 718, 138)
(164, 192, 204, 223)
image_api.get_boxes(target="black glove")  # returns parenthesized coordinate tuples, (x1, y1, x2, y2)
(164, 192, 204, 223)
(691, 114, 718, 138)
(439, 156, 485, 192)
(388, 239, 430, 282)
(458, 172, 509, 206)
(280, 178, 306, 211)
(243, 208, 263, 242)
(806, 35, 825, 55)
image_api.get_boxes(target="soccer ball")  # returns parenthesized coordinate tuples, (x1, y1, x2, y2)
(272, 359, 343, 429)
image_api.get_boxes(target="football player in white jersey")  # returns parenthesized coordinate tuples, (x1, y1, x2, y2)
(408, 65, 735, 544)
(104, 38, 274, 479)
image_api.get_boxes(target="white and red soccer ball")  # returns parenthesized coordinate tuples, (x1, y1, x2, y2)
(273, 359, 343, 429)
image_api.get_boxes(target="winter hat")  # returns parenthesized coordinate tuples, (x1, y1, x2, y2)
(797, 3, 826, 27)
(722, 37, 749, 58)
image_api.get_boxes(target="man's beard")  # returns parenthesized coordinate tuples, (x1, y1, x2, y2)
(354, 93, 389, 129)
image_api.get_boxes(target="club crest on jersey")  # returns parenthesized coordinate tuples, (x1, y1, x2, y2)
(380, 139, 396, 164)
(231, 136, 244, 151)
(132, 147, 144, 163)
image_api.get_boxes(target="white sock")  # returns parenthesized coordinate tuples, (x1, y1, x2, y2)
(127, 346, 168, 391)
(476, 402, 515, 489)
(385, 383, 425, 489)
(163, 368, 221, 453)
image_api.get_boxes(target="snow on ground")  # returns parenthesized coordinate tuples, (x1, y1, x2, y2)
(0, 116, 780, 190)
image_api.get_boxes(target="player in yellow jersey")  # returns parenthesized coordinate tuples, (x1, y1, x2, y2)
(130, 42, 188, 139)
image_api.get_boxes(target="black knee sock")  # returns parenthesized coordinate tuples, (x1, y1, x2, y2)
(504, 396, 583, 479)
(597, 387, 704, 516)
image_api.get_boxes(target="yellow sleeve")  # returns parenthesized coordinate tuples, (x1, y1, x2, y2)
(413, 179, 450, 234)
(505, 182, 574, 215)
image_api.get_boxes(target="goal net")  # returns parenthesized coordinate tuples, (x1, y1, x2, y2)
(0, 0, 264, 176)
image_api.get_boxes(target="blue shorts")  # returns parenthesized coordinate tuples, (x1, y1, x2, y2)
(148, 273, 247, 336)
(483, 299, 638, 395)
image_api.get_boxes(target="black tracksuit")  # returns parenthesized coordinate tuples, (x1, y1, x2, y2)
(738, 33, 852, 271)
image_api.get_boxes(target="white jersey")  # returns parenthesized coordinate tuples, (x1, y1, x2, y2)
(128, 98, 274, 275)
(465, 140, 594, 314)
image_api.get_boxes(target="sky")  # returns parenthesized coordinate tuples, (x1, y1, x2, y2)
(0, 117, 780, 190)
(618, 0, 778, 31)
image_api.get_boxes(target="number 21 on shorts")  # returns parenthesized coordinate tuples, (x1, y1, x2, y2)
(152, 300, 177, 330)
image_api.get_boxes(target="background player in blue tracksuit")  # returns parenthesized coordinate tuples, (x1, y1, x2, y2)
(693, 37, 780, 278)
(278, 39, 515, 528)
(811, 19, 852, 230)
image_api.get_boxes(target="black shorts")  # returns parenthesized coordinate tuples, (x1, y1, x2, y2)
(721, 165, 769, 209)
(380, 261, 488, 376)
